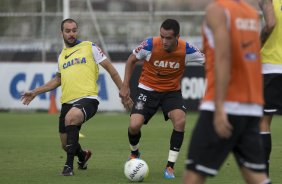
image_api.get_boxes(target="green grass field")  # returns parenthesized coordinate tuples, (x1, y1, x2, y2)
(0, 112, 281, 184)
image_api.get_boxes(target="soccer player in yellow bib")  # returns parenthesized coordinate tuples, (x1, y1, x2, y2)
(259, 0, 282, 176)
(21, 18, 133, 176)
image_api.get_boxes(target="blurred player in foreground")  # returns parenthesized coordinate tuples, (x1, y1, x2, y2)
(21, 18, 132, 176)
(119, 19, 204, 179)
(184, 0, 270, 183)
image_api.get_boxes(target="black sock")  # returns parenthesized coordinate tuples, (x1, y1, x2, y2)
(65, 125, 79, 169)
(167, 161, 175, 168)
(167, 129, 184, 168)
(170, 129, 184, 151)
(76, 143, 85, 162)
(128, 128, 141, 155)
(260, 133, 272, 176)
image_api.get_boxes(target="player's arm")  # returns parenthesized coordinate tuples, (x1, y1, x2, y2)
(119, 53, 139, 100)
(206, 3, 233, 138)
(92, 44, 133, 110)
(92, 45, 123, 90)
(21, 73, 61, 105)
(100, 59, 123, 90)
(119, 39, 150, 100)
(259, 0, 276, 45)
(100, 59, 133, 111)
(119, 54, 139, 111)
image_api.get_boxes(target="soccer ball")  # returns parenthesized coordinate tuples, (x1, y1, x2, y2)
(124, 158, 149, 182)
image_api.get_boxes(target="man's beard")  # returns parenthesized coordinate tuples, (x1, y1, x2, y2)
(64, 39, 77, 47)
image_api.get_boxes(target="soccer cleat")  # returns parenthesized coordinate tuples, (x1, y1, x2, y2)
(78, 150, 92, 170)
(128, 151, 141, 160)
(164, 166, 175, 179)
(60, 165, 74, 176)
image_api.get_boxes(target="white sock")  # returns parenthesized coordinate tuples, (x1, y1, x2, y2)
(130, 144, 139, 151)
(168, 150, 179, 163)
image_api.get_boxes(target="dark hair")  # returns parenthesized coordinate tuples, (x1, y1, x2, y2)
(61, 18, 78, 31)
(160, 19, 180, 36)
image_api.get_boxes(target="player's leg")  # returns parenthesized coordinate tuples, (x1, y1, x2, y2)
(76, 143, 92, 170)
(128, 88, 159, 159)
(238, 142, 270, 184)
(260, 73, 282, 175)
(59, 104, 75, 176)
(62, 98, 98, 174)
(59, 127, 90, 168)
(63, 106, 84, 174)
(235, 116, 269, 184)
(60, 133, 67, 151)
(128, 114, 144, 158)
(163, 109, 185, 178)
(73, 99, 98, 170)
(260, 115, 272, 176)
(162, 91, 186, 178)
(59, 104, 71, 152)
(240, 167, 271, 184)
(185, 111, 232, 183)
(168, 109, 185, 163)
(59, 132, 90, 172)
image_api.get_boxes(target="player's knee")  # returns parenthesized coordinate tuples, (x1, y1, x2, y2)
(129, 125, 140, 134)
(177, 115, 186, 125)
(129, 122, 143, 134)
(65, 115, 79, 126)
(173, 117, 185, 131)
(169, 111, 185, 127)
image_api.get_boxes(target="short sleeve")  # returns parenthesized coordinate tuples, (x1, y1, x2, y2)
(132, 38, 153, 60)
(92, 43, 107, 64)
(185, 42, 205, 65)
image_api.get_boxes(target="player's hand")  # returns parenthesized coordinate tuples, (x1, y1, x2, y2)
(213, 109, 233, 138)
(119, 84, 130, 99)
(122, 96, 134, 111)
(21, 91, 36, 105)
(119, 84, 133, 111)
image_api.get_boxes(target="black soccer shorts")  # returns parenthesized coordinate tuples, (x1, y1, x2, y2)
(263, 74, 282, 115)
(186, 111, 266, 176)
(59, 98, 99, 133)
(131, 88, 187, 124)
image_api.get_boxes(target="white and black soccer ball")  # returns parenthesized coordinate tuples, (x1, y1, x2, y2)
(124, 158, 149, 182)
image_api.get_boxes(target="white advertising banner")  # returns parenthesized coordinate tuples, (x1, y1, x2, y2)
(0, 62, 125, 111)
